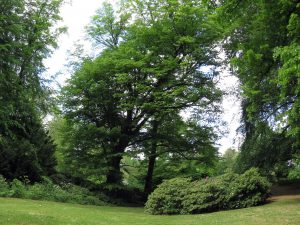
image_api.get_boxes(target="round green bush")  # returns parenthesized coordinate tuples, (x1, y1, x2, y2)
(181, 173, 237, 214)
(145, 168, 271, 215)
(223, 168, 271, 209)
(145, 178, 191, 215)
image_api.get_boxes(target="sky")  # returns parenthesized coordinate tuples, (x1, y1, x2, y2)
(44, 0, 242, 154)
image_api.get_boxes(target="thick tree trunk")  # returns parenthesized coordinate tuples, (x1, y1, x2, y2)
(106, 154, 123, 184)
(144, 120, 159, 196)
(106, 136, 129, 185)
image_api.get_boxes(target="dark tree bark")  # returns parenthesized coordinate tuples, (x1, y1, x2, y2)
(106, 154, 123, 184)
(144, 120, 159, 196)
(106, 134, 130, 184)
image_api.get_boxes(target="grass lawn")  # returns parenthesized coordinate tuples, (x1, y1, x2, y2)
(0, 188, 299, 225)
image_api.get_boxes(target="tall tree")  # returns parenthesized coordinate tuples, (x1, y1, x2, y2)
(0, 0, 64, 181)
(218, 0, 300, 173)
(61, 0, 222, 185)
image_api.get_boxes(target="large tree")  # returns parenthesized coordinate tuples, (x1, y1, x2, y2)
(218, 0, 300, 173)
(0, 0, 64, 181)
(61, 0, 222, 185)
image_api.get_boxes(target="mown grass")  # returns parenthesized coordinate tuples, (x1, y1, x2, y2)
(0, 194, 300, 225)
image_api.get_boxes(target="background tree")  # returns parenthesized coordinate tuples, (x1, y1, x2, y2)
(215, 148, 238, 175)
(0, 0, 64, 181)
(218, 0, 300, 175)
(127, 114, 219, 195)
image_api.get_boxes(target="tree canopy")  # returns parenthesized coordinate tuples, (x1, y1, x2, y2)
(218, 0, 300, 174)
(60, 0, 222, 187)
(0, 0, 64, 181)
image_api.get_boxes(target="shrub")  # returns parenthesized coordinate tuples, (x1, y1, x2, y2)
(0, 175, 107, 206)
(288, 168, 300, 180)
(223, 168, 270, 209)
(10, 179, 26, 198)
(145, 178, 191, 215)
(145, 168, 271, 215)
(0, 175, 10, 197)
(287, 155, 300, 180)
(182, 174, 237, 214)
(26, 181, 106, 205)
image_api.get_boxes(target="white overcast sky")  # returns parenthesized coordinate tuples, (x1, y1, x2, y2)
(44, 0, 241, 154)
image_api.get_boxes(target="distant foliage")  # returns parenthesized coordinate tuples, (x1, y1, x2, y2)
(288, 155, 300, 180)
(216, 148, 239, 175)
(0, 175, 107, 206)
(145, 168, 271, 215)
(218, 0, 300, 175)
(236, 122, 294, 178)
(0, 176, 10, 197)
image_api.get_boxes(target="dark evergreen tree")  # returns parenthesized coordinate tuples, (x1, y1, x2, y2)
(0, 0, 64, 181)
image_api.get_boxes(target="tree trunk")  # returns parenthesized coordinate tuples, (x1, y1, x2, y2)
(106, 154, 123, 184)
(144, 151, 157, 195)
(144, 120, 159, 196)
(106, 136, 129, 185)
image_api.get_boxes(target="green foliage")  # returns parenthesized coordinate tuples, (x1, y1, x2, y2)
(145, 178, 191, 215)
(0, 176, 107, 206)
(288, 155, 300, 180)
(87, 2, 130, 48)
(153, 158, 216, 182)
(288, 169, 300, 180)
(10, 179, 27, 198)
(0, 175, 10, 197)
(181, 176, 227, 214)
(222, 168, 271, 209)
(0, 0, 64, 182)
(49, 116, 108, 184)
(218, 0, 300, 174)
(145, 168, 271, 215)
(60, 0, 222, 186)
(236, 122, 295, 177)
(131, 114, 219, 195)
(25, 181, 106, 205)
(0, 109, 57, 181)
(121, 156, 145, 190)
(215, 148, 238, 175)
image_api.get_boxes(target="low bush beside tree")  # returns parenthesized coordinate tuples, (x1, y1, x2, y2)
(145, 168, 271, 215)
(0, 175, 108, 206)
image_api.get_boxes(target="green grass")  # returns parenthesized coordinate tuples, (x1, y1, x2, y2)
(0, 196, 299, 225)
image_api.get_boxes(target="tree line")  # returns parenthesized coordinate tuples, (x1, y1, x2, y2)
(1, 0, 299, 198)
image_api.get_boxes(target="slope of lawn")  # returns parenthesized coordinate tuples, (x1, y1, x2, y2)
(0, 186, 299, 225)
